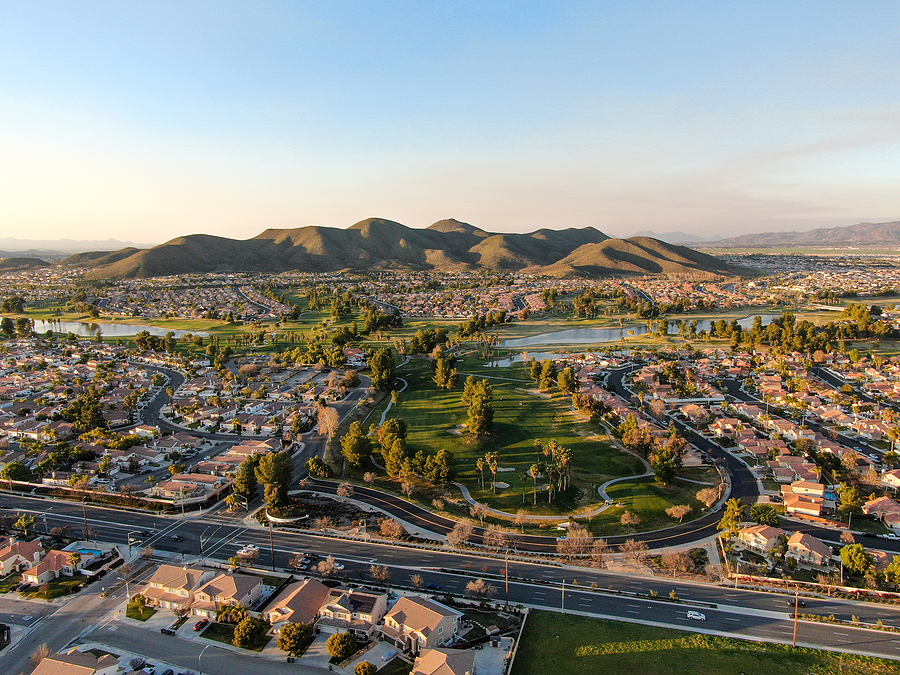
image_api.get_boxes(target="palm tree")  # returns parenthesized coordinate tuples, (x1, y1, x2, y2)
(530, 463, 542, 506)
(520, 472, 528, 503)
(475, 458, 485, 490)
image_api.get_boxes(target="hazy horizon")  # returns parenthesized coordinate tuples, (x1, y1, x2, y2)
(2, 3, 898, 243)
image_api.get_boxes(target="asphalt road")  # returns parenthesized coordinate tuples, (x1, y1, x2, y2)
(5, 493, 900, 661)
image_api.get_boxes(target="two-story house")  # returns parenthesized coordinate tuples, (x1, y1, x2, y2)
(142, 564, 215, 612)
(191, 571, 264, 618)
(381, 596, 463, 655)
(316, 587, 388, 638)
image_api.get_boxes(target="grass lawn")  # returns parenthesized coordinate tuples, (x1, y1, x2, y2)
(511, 610, 898, 675)
(373, 358, 642, 517)
(377, 657, 413, 675)
(0, 572, 21, 594)
(126, 603, 157, 621)
(22, 576, 85, 600)
(201, 622, 271, 652)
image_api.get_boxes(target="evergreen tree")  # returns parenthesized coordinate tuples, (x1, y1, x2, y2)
(255, 451, 294, 509)
(340, 421, 372, 469)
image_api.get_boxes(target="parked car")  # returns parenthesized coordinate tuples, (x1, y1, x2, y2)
(193, 619, 209, 631)
(686, 611, 706, 621)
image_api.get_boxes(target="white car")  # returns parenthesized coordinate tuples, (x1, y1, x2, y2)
(333, 562, 345, 570)
(686, 611, 706, 621)
(238, 544, 260, 554)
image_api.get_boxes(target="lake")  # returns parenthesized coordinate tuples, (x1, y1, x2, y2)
(25, 319, 207, 338)
(499, 314, 784, 348)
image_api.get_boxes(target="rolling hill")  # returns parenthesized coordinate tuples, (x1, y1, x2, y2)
(71, 218, 753, 280)
(704, 220, 900, 248)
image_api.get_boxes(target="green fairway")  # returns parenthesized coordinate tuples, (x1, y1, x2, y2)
(381, 357, 643, 518)
(511, 610, 898, 675)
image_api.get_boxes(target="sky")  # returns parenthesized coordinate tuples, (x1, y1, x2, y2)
(1, 1, 899, 244)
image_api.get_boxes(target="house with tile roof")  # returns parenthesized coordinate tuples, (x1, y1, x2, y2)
(411, 648, 476, 675)
(31, 647, 119, 675)
(381, 596, 463, 655)
(191, 571, 264, 618)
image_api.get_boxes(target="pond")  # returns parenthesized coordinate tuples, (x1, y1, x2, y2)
(499, 314, 785, 348)
(23, 319, 207, 338)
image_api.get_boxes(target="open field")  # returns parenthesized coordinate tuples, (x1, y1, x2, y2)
(510, 610, 898, 675)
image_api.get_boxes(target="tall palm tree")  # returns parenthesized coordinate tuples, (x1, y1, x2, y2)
(530, 463, 542, 506)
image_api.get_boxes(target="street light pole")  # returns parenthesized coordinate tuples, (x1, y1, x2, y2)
(269, 521, 276, 571)
(198, 643, 210, 675)
(82, 497, 90, 541)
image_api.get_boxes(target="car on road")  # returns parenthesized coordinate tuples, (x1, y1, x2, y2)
(193, 619, 209, 631)
(879, 533, 899, 541)
(425, 583, 441, 590)
(140, 531, 152, 537)
(786, 599, 806, 607)
(170, 535, 184, 542)
(333, 562, 345, 570)
(238, 544, 260, 553)
(686, 611, 706, 621)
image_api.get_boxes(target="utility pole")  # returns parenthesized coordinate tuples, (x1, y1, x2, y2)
(792, 588, 800, 647)
(505, 553, 509, 610)
(561, 579, 565, 611)
(82, 497, 90, 541)
(269, 520, 276, 571)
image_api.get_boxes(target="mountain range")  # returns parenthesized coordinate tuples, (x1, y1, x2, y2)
(0, 237, 152, 253)
(700, 220, 900, 248)
(63, 218, 752, 280)
(633, 230, 722, 244)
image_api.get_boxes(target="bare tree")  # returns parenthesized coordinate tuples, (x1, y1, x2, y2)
(840, 530, 856, 545)
(140, 545, 154, 560)
(661, 550, 692, 576)
(696, 487, 718, 508)
(30, 644, 50, 666)
(370, 564, 391, 585)
(566, 524, 593, 556)
(318, 406, 340, 438)
(591, 539, 609, 568)
(314, 516, 334, 531)
(470, 502, 489, 526)
(289, 553, 307, 570)
(378, 518, 406, 539)
(447, 522, 473, 549)
(465, 578, 497, 600)
(515, 509, 530, 533)
(317, 555, 338, 576)
(237, 547, 260, 566)
(363, 472, 376, 486)
(336, 483, 354, 498)
(432, 498, 445, 511)
(665, 504, 692, 523)
(483, 524, 510, 552)
(620, 538, 650, 564)
(400, 480, 414, 499)
(620, 511, 641, 532)
(410, 573, 425, 590)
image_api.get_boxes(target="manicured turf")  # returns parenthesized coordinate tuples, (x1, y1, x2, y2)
(511, 610, 898, 675)
(383, 358, 642, 517)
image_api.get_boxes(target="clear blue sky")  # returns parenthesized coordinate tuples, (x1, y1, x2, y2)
(2, 1, 898, 243)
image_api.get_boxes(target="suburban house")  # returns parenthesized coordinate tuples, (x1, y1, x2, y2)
(411, 648, 476, 675)
(190, 571, 264, 618)
(31, 648, 119, 675)
(381, 596, 463, 655)
(21, 549, 84, 585)
(786, 532, 833, 567)
(316, 587, 389, 637)
(0, 537, 43, 575)
(142, 564, 215, 612)
(863, 496, 900, 530)
(265, 578, 331, 633)
(736, 525, 786, 554)
(881, 469, 900, 489)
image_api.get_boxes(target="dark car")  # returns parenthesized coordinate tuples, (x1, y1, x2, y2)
(170, 535, 184, 542)
(425, 583, 441, 590)
(787, 599, 806, 607)
(140, 531, 152, 537)
(193, 619, 209, 631)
